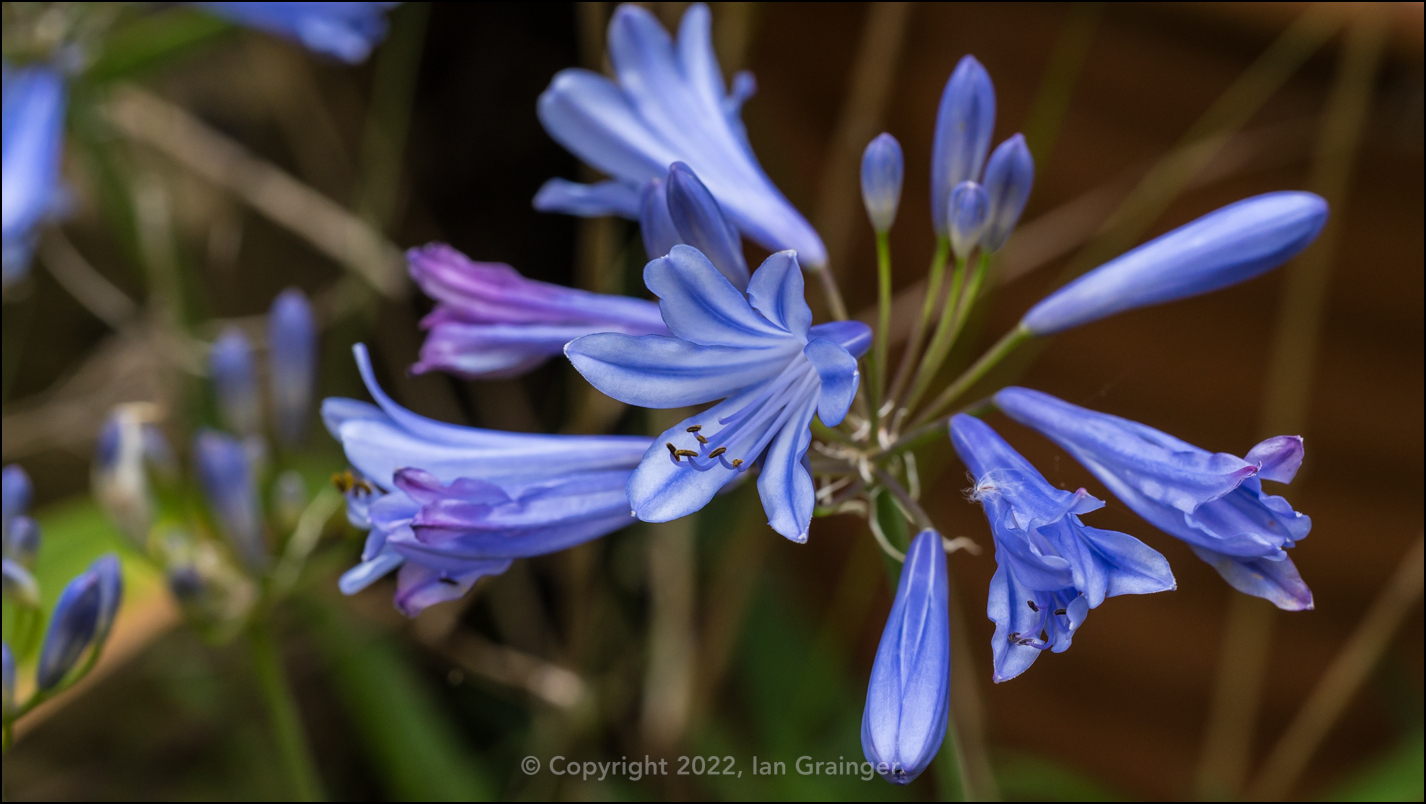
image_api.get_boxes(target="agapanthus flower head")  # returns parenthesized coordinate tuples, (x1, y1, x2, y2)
(408, 243, 667, 379)
(1021, 191, 1328, 335)
(268, 288, 317, 446)
(193, 430, 267, 572)
(861, 133, 905, 234)
(210, 327, 261, 435)
(948, 181, 989, 261)
(196, 2, 400, 63)
(36, 553, 122, 690)
(995, 387, 1312, 610)
(862, 529, 950, 785)
(566, 246, 870, 542)
(535, 3, 827, 267)
(980, 133, 1034, 253)
(325, 344, 652, 614)
(931, 55, 995, 236)
(950, 414, 1175, 682)
(3, 65, 67, 287)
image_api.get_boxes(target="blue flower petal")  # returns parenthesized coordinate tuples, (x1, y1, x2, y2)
(803, 338, 858, 427)
(533, 178, 642, 218)
(756, 394, 817, 542)
(566, 331, 794, 409)
(639, 177, 680, 259)
(745, 250, 811, 338)
(666, 162, 749, 290)
(1189, 545, 1313, 611)
(645, 245, 792, 347)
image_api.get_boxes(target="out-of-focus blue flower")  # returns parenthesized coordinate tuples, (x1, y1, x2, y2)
(36, 554, 122, 690)
(5, 516, 40, 570)
(2, 557, 40, 607)
(325, 344, 651, 614)
(2, 66, 67, 287)
(2, 464, 32, 535)
(210, 327, 261, 435)
(2, 642, 13, 717)
(861, 133, 904, 234)
(268, 288, 317, 446)
(951, 413, 1175, 681)
(566, 246, 870, 542)
(1021, 192, 1328, 335)
(92, 404, 172, 548)
(535, 4, 827, 267)
(980, 134, 1034, 253)
(194, 430, 267, 572)
(2, 466, 40, 607)
(948, 181, 989, 261)
(196, 2, 399, 64)
(408, 243, 667, 379)
(862, 529, 950, 785)
(995, 387, 1313, 610)
(931, 56, 995, 237)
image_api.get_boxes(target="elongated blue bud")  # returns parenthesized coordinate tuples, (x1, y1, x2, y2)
(2, 464, 32, 537)
(980, 134, 1034, 253)
(861, 133, 904, 233)
(193, 430, 267, 572)
(862, 529, 951, 785)
(2, 67, 67, 288)
(948, 181, 989, 260)
(1022, 192, 1328, 335)
(2, 641, 14, 718)
(210, 327, 261, 435)
(268, 288, 317, 446)
(639, 177, 680, 260)
(666, 162, 750, 291)
(931, 56, 996, 235)
(36, 554, 122, 689)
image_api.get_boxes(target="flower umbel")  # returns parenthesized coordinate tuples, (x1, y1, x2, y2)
(951, 414, 1175, 681)
(566, 246, 869, 541)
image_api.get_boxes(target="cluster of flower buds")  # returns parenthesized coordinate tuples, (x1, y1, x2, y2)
(3, 465, 123, 727)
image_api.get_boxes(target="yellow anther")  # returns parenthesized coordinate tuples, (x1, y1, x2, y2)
(686, 425, 702, 432)
(666, 442, 680, 462)
(732, 458, 744, 468)
(708, 447, 727, 458)
(675, 449, 699, 458)
(695, 434, 708, 444)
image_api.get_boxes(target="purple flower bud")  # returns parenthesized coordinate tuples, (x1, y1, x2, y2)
(666, 162, 750, 291)
(980, 134, 1034, 253)
(267, 288, 317, 446)
(862, 529, 950, 785)
(931, 56, 995, 236)
(193, 430, 267, 572)
(210, 327, 261, 435)
(36, 554, 122, 689)
(2, 464, 33, 537)
(2, 67, 67, 287)
(639, 177, 680, 260)
(948, 181, 989, 260)
(2, 642, 14, 717)
(861, 133, 904, 233)
(1021, 192, 1328, 335)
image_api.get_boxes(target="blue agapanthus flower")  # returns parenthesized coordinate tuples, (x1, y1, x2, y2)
(950, 414, 1175, 682)
(2, 65, 67, 287)
(566, 246, 870, 542)
(861, 529, 950, 785)
(325, 344, 652, 615)
(535, 3, 827, 268)
(196, 2, 399, 64)
(995, 387, 1313, 610)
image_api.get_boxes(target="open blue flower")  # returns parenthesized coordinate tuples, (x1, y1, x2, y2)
(566, 246, 870, 542)
(535, 3, 826, 267)
(995, 387, 1312, 610)
(862, 529, 950, 785)
(325, 344, 652, 614)
(950, 414, 1175, 682)
(196, 2, 399, 64)
(3, 65, 67, 287)
(408, 243, 668, 379)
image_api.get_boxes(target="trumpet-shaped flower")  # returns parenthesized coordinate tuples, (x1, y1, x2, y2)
(995, 387, 1313, 610)
(951, 414, 1175, 682)
(268, 288, 317, 446)
(862, 529, 950, 785)
(931, 56, 995, 236)
(566, 246, 870, 542)
(36, 554, 122, 690)
(325, 344, 652, 614)
(196, 2, 399, 63)
(535, 3, 827, 267)
(3, 66, 67, 287)
(1021, 192, 1328, 335)
(408, 243, 667, 379)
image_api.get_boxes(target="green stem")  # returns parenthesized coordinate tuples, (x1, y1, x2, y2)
(250, 621, 325, 801)
(888, 237, 949, 405)
(904, 254, 967, 412)
(910, 324, 1033, 431)
(869, 231, 893, 434)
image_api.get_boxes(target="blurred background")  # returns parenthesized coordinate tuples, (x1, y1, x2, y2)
(1, 2, 1421, 800)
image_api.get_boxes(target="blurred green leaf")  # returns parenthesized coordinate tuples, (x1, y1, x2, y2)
(1325, 728, 1424, 802)
(300, 596, 494, 802)
(85, 7, 233, 84)
(993, 751, 1122, 801)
